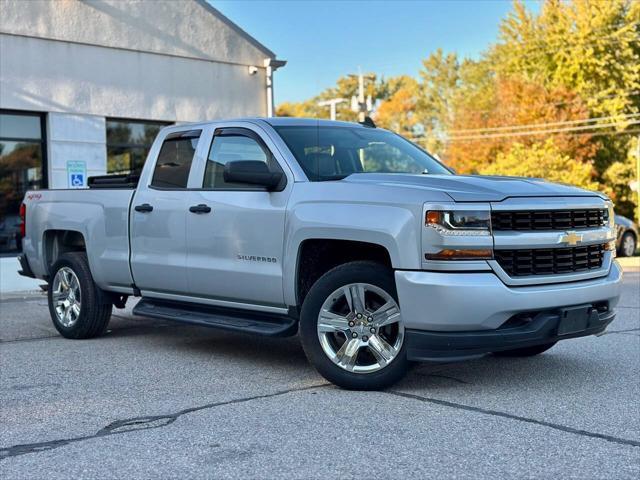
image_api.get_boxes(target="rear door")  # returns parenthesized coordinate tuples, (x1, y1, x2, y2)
(184, 125, 292, 308)
(130, 130, 201, 295)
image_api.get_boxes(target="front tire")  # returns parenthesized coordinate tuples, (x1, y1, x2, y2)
(299, 261, 409, 390)
(48, 252, 112, 339)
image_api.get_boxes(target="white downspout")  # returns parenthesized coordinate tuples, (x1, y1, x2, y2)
(264, 58, 287, 117)
(265, 63, 274, 118)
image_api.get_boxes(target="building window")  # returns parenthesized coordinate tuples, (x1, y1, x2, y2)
(0, 110, 47, 255)
(106, 119, 170, 175)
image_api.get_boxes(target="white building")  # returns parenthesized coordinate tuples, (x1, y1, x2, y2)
(0, 0, 285, 258)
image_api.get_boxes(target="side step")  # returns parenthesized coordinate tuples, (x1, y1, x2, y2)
(132, 298, 298, 337)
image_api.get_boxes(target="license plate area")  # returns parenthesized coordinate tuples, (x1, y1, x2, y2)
(557, 306, 591, 336)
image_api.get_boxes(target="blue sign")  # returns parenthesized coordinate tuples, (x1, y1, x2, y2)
(67, 161, 87, 189)
(70, 173, 84, 187)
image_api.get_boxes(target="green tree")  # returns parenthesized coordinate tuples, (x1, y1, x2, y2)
(374, 76, 420, 137)
(480, 139, 598, 191)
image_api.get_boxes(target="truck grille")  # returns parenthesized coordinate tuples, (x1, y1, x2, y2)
(491, 209, 606, 231)
(494, 244, 605, 276)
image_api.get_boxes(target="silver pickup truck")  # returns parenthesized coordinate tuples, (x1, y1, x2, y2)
(18, 118, 622, 389)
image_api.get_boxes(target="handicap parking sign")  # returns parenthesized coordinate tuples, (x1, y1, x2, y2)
(71, 173, 84, 187)
(67, 161, 87, 189)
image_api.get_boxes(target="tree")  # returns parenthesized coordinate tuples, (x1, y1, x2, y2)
(446, 77, 596, 174)
(276, 73, 383, 121)
(374, 76, 420, 137)
(493, 0, 639, 120)
(480, 139, 598, 191)
(603, 137, 639, 220)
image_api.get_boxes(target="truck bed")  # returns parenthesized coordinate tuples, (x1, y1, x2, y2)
(22, 188, 136, 291)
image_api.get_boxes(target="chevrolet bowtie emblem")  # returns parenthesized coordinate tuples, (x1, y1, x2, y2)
(560, 231, 583, 246)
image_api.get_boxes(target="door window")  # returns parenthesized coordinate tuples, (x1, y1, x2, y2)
(150, 131, 201, 189)
(203, 134, 273, 190)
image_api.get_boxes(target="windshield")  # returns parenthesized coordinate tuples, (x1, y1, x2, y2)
(274, 125, 452, 181)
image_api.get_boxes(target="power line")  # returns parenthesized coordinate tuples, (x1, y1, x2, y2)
(456, 89, 640, 116)
(449, 113, 640, 134)
(448, 120, 640, 141)
(446, 128, 640, 143)
(417, 127, 640, 145)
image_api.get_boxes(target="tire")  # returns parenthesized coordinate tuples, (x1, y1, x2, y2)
(299, 261, 409, 390)
(47, 252, 112, 339)
(618, 232, 637, 257)
(492, 342, 557, 357)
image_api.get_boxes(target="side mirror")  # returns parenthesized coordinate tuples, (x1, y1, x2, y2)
(223, 160, 284, 190)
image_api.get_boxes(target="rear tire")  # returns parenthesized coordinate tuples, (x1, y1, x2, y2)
(48, 252, 112, 339)
(299, 261, 409, 390)
(493, 342, 557, 357)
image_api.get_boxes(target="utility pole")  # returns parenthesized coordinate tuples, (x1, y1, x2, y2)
(348, 69, 375, 122)
(318, 98, 347, 121)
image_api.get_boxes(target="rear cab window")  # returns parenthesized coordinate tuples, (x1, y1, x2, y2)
(151, 130, 201, 188)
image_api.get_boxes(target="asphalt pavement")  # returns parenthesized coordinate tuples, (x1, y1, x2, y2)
(1, 270, 638, 479)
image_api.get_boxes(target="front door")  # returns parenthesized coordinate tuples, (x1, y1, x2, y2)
(185, 127, 290, 308)
(130, 130, 201, 294)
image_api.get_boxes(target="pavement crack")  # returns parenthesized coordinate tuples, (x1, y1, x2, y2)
(387, 391, 640, 448)
(414, 372, 469, 384)
(601, 327, 640, 336)
(0, 322, 172, 345)
(0, 335, 59, 344)
(0, 383, 328, 461)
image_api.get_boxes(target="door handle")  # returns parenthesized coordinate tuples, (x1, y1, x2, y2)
(134, 203, 153, 213)
(189, 204, 212, 214)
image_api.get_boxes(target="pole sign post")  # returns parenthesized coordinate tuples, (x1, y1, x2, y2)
(67, 161, 87, 189)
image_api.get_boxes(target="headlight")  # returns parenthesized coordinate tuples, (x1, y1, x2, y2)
(425, 210, 491, 236)
(604, 200, 615, 229)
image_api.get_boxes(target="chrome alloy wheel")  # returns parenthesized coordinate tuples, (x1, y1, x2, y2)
(317, 283, 404, 374)
(52, 267, 82, 327)
(622, 233, 636, 257)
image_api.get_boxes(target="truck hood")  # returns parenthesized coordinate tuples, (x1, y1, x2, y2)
(342, 173, 603, 202)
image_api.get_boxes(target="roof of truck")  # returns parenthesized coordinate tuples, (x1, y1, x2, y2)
(261, 117, 366, 128)
(161, 118, 369, 132)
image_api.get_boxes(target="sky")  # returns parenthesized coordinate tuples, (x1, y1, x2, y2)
(211, 0, 540, 105)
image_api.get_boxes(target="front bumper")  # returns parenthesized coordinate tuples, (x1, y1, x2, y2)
(405, 307, 615, 362)
(395, 260, 622, 332)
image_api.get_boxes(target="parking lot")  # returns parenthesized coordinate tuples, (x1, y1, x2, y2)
(1, 269, 638, 479)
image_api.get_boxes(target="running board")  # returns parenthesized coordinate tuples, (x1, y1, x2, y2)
(132, 298, 298, 337)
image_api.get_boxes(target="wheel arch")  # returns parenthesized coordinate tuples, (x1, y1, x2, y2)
(282, 203, 422, 307)
(292, 238, 394, 308)
(43, 229, 87, 276)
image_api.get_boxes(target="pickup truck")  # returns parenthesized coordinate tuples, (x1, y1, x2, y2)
(18, 117, 622, 390)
